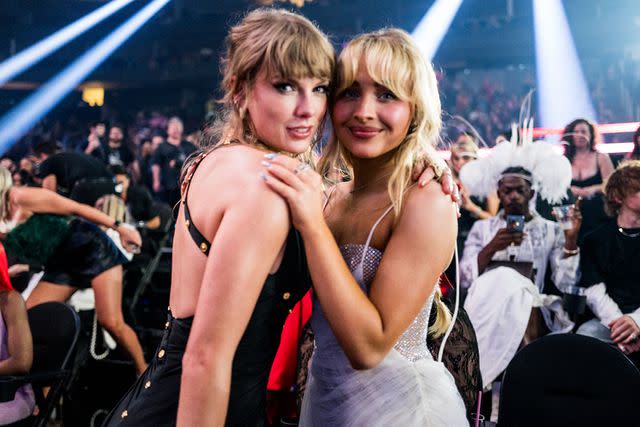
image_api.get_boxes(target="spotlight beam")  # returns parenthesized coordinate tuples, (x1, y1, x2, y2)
(0, 0, 135, 86)
(0, 0, 172, 152)
(533, 0, 596, 128)
(412, 0, 463, 61)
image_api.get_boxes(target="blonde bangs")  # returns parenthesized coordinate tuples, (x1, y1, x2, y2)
(262, 21, 334, 83)
(335, 33, 414, 103)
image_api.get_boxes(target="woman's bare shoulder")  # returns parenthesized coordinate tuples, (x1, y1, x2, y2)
(197, 145, 289, 213)
(401, 183, 457, 229)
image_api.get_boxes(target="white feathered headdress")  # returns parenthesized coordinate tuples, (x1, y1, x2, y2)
(459, 119, 572, 204)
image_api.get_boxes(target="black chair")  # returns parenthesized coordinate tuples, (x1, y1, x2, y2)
(498, 333, 640, 427)
(0, 302, 80, 427)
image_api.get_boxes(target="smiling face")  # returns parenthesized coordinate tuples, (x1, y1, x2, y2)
(331, 61, 412, 160)
(244, 68, 329, 154)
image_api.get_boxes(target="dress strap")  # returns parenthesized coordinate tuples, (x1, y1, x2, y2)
(182, 151, 212, 255)
(181, 140, 244, 256)
(356, 204, 395, 277)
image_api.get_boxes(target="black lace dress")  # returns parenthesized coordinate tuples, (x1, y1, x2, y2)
(427, 296, 482, 416)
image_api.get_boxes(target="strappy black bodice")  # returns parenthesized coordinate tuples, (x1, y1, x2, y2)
(181, 151, 213, 255)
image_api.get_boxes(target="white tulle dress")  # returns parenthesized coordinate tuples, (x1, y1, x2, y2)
(299, 205, 468, 427)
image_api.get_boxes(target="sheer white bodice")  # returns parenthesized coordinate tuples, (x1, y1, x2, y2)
(311, 243, 436, 367)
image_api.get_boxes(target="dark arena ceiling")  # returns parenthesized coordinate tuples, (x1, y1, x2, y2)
(0, 0, 637, 89)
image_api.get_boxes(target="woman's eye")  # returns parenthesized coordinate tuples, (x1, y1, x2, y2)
(273, 82, 295, 93)
(379, 91, 397, 101)
(315, 85, 330, 94)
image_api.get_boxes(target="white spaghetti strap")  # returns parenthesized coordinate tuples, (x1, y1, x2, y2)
(358, 204, 395, 272)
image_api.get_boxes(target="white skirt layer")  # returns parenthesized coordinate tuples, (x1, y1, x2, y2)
(299, 349, 469, 427)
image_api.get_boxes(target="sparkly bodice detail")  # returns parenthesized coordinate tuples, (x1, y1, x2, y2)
(311, 243, 436, 364)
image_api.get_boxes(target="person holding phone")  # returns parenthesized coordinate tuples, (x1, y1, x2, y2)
(456, 141, 582, 413)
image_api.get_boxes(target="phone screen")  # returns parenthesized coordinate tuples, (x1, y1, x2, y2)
(506, 214, 525, 233)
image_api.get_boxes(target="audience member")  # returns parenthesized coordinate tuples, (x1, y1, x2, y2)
(76, 121, 106, 155)
(110, 165, 165, 230)
(562, 118, 614, 241)
(459, 140, 580, 389)
(578, 160, 640, 358)
(33, 139, 112, 197)
(0, 167, 147, 375)
(138, 136, 158, 191)
(627, 124, 640, 160)
(0, 242, 35, 426)
(449, 138, 499, 253)
(92, 124, 139, 180)
(151, 117, 196, 206)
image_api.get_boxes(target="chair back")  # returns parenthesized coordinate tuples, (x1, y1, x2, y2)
(498, 333, 640, 427)
(29, 302, 80, 373)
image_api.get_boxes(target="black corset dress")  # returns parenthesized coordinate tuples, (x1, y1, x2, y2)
(103, 151, 310, 426)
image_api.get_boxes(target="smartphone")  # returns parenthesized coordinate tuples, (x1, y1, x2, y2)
(506, 214, 525, 233)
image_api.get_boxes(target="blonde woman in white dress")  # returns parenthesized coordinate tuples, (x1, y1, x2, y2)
(262, 28, 468, 426)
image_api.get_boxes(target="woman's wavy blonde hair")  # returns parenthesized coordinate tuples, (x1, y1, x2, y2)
(0, 167, 14, 233)
(189, 8, 334, 176)
(318, 28, 451, 337)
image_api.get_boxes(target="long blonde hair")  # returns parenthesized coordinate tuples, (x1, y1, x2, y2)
(0, 167, 14, 233)
(318, 29, 451, 337)
(200, 8, 334, 155)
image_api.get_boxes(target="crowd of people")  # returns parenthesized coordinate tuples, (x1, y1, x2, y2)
(1, 6, 640, 427)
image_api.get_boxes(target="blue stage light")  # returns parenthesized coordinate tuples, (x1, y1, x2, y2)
(533, 0, 596, 129)
(0, 0, 171, 152)
(0, 0, 135, 86)
(412, 0, 463, 61)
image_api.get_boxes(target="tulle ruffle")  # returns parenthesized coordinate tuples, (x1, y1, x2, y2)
(300, 349, 468, 427)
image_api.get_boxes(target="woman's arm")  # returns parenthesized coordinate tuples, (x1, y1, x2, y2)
(0, 291, 33, 375)
(177, 170, 291, 426)
(263, 158, 457, 369)
(598, 152, 614, 181)
(306, 186, 456, 368)
(485, 191, 500, 216)
(10, 187, 141, 248)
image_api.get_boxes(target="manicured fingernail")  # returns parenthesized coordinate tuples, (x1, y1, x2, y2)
(264, 153, 278, 160)
(261, 160, 271, 167)
(419, 179, 427, 187)
(259, 172, 268, 181)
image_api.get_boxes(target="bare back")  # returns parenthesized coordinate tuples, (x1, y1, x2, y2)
(169, 144, 290, 319)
